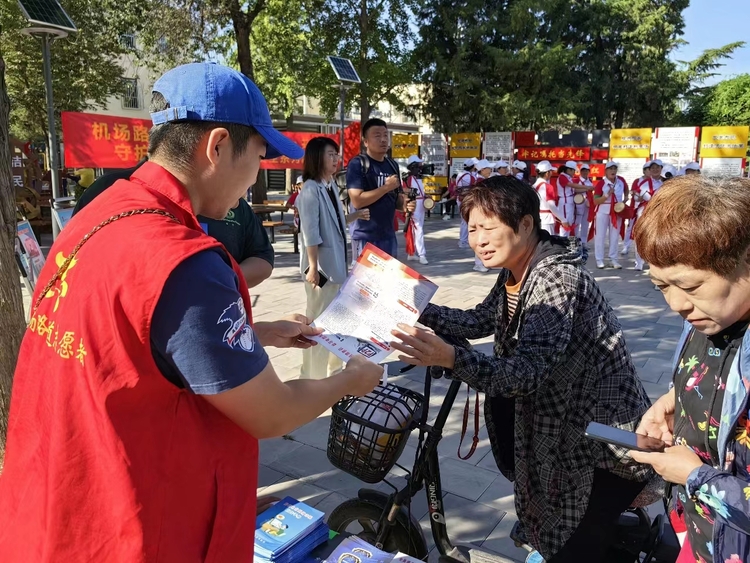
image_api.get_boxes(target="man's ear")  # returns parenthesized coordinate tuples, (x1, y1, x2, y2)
(205, 127, 231, 166)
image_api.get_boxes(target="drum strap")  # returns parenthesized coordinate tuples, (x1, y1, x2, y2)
(457, 384, 480, 460)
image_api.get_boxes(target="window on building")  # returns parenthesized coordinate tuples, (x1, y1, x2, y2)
(121, 78, 141, 110)
(120, 34, 136, 50)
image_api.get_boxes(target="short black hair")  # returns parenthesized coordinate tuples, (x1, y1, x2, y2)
(147, 91, 258, 171)
(302, 136, 339, 182)
(362, 118, 388, 138)
(460, 175, 541, 233)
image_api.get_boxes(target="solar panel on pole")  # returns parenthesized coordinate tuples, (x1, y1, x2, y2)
(327, 56, 361, 84)
(17, 0, 77, 34)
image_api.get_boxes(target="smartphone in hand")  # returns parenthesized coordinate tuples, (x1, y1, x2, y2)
(304, 266, 328, 288)
(585, 421, 667, 453)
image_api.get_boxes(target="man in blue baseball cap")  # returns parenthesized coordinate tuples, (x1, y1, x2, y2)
(0, 63, 383, 562)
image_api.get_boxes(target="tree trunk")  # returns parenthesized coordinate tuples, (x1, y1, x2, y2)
(0, 51, 27, 463)
(228, 0, 254, 80)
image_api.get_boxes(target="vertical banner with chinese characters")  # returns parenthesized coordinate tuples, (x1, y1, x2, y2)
(482, 132, 513, 161)
(16, 220, 46, 289)
(391, 133, 419, 159)
(651, 127, 699, 168)
(699, 126, 749, 158)
(421, 133, 448, 176)
(609, 128, 652, 159)
(449, 133, 481, 158)
(61, 112, 151, 168)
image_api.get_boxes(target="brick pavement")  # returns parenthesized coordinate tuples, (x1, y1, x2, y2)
(22, 209, 680, 562)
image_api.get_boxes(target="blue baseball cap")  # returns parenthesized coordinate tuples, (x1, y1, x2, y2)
(150, 62, 303, 160)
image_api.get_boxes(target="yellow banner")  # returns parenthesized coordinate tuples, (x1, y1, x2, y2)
(450, 132, 482, 158)
(609, 128, 652, 158)
(423, 176, 448, 193)
(391, 134, 419, 159)
(699, 126, 749, 158)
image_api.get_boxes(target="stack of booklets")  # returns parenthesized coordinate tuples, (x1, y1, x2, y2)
(254, 497, 329, 563)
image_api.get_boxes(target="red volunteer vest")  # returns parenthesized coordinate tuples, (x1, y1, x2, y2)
(0, 162, 259, 562)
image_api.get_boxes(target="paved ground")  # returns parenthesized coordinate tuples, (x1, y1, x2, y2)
(23, 207, 681, 562)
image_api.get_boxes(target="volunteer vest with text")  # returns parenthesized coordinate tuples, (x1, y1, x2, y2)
(0, 162, 259, 563)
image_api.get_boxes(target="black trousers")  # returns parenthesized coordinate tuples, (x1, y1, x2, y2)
(549, 468, 647, 563)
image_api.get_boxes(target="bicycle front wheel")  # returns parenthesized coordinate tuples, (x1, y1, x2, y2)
(327, 498, 428, 559)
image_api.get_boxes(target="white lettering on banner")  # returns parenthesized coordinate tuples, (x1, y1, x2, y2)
(13, 175, 24, 187)
(11, 156, 22, 168)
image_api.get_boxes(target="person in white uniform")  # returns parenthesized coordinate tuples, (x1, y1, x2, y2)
(572, 163, 593, 248)
(591, 161, 626, 269)
(621, 161, 651, 255)
(682, 161, 701, 175)
(470, 159, 493, 272)
(456, 157, 478, 249)
(491, 160, 510, 177)
(404, 154, 429, 264)
(532, 160, 565, 234)
(555, 161, 580, 236)
(512, 160, 528, 183)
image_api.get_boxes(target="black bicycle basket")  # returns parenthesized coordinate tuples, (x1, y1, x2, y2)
(327, 383, 424, 483)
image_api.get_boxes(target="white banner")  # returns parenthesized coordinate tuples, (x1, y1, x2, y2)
(614, 158, 647, 188)
(700, 157, 744, 178)
(652, 127, 698, 169)
(483, 132, 513, 161)
(421, 133, 448, 176)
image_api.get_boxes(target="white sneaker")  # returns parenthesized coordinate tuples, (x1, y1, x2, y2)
(419, 256, 429, 265)
(407, 255, 417, 261)
(442, 214, 450, 221)
(473, 264, 489, 273)
(596, 261, 605, 269)
(634, 262, 644, 271)
(620, 247, 629, 255)
(611, 260, 622, 269)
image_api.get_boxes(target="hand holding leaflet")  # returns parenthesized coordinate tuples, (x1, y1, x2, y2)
(309, 244, 438, 368)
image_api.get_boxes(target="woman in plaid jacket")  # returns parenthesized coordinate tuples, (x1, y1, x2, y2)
(391, 176, 654, 563)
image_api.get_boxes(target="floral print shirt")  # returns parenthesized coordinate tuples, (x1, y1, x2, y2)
(671, 322, 750, 563)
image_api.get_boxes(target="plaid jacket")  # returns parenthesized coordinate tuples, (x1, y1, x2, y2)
(420, 234, 654, 559)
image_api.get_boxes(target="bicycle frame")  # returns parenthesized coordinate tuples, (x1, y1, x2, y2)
(373, 369, 465, 557)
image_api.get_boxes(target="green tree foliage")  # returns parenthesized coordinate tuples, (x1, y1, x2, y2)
(299, 0, 416, 124)
(414, 0, 742, 132)
(682, 74, 750, 126)
(1, 0, 144, 140)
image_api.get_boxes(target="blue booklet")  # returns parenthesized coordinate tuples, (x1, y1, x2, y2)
(254, 497, 327, 560)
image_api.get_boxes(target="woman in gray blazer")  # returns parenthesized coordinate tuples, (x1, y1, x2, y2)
(297, 137, 369, 379)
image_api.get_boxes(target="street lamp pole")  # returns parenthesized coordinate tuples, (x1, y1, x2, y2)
(40, 34, 62, 239)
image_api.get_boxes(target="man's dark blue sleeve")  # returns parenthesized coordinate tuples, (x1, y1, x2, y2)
(346, 155, 364, 191)
(151, 249, 269, 394)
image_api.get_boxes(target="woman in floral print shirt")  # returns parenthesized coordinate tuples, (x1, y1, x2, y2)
(631, 176, 750, 563)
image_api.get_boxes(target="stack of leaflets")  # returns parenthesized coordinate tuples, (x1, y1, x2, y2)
(254, 497, 329, 563)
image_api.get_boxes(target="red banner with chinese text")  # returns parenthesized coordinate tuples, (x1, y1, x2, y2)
(261, 132, 336, 170)
(516, 147, 591, 162)
(260, 123, 362, 170)
(62, 112, 151, 168)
